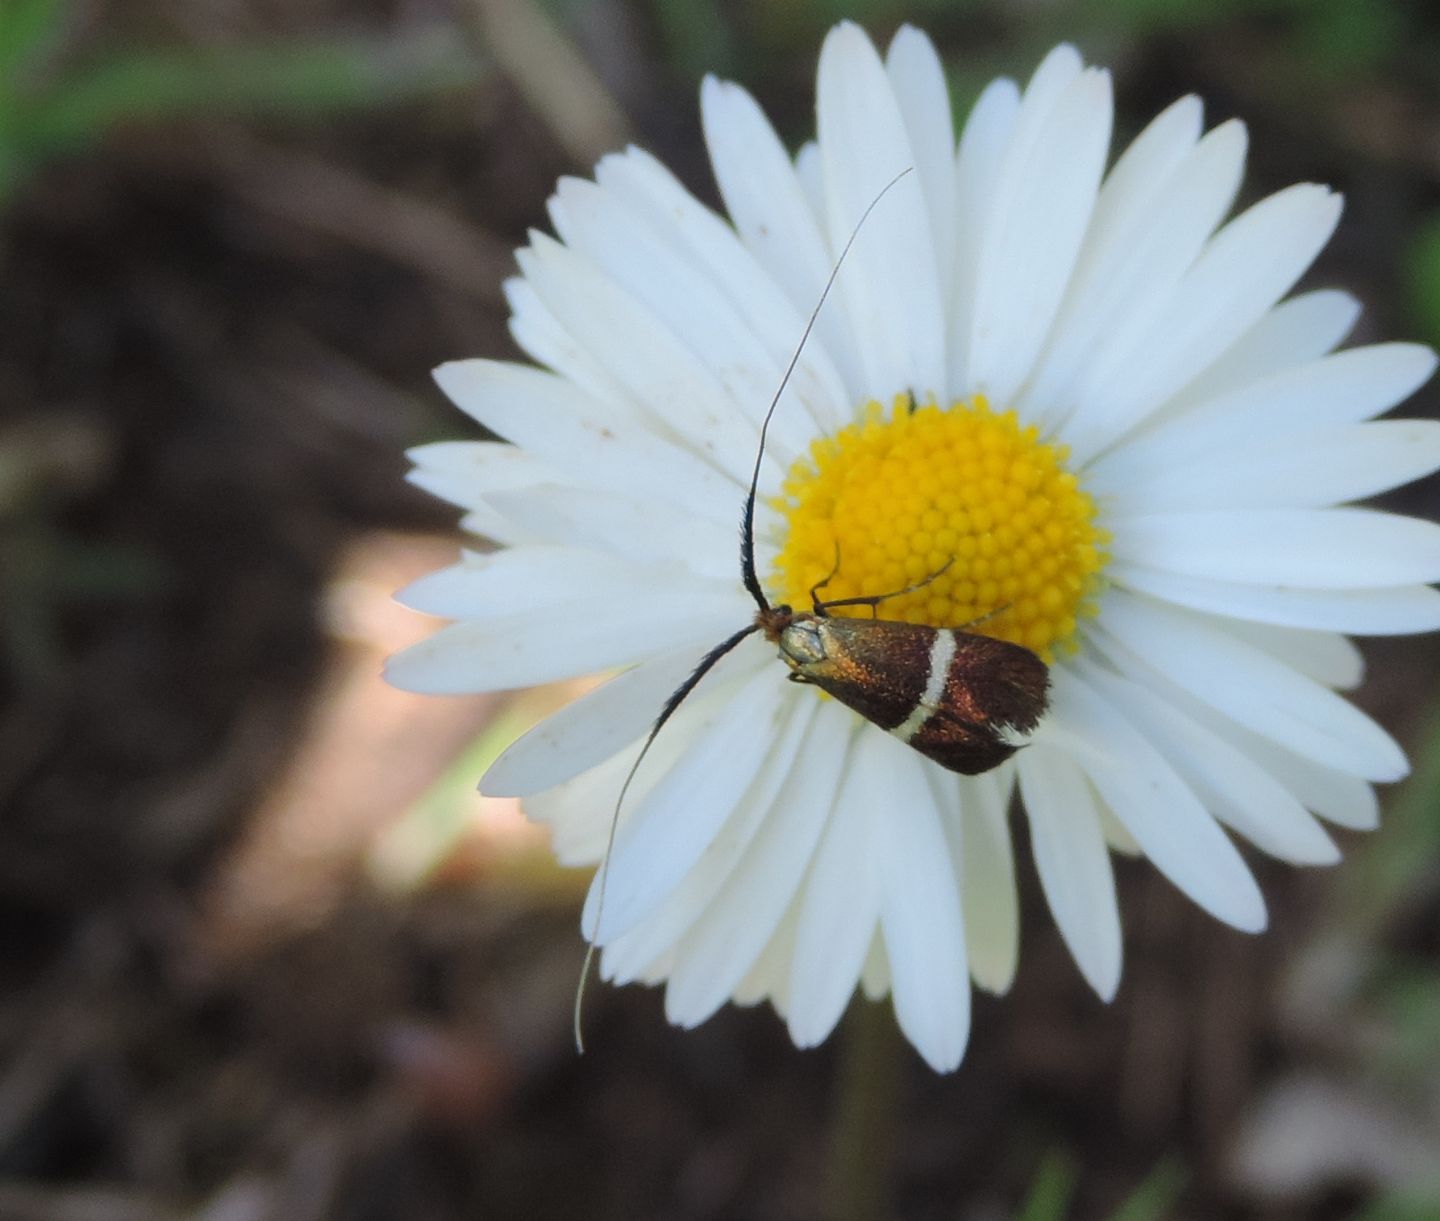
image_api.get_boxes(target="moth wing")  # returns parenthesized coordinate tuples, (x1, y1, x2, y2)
(800, 617, 937, 731)
(944, 634, 1050, 734)
(805, 620, 1050, 776)
(900, 634, 1048, 773)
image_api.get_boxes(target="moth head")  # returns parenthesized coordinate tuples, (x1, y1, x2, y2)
(776, 614, 829, 670)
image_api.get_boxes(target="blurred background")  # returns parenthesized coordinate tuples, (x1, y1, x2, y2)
(2, 0, 1440, 1218)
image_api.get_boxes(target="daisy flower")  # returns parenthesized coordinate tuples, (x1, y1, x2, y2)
(386, 23, 1440, 1072)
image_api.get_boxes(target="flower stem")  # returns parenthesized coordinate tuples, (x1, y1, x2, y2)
(828, 997, 904, 1221)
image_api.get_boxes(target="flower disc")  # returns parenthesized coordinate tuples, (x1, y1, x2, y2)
(772, 394, 1107, 656)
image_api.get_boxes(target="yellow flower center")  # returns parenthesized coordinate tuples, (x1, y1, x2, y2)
(770, 394, 1108, 658)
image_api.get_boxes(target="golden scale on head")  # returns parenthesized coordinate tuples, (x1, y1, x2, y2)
(574, 168, 1050, 1047)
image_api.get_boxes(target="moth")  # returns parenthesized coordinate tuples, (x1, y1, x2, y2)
(757, 598, 1048, 775)
(574, 169, 1049, 1044)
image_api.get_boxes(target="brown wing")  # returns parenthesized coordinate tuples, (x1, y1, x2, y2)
(801, 619, 1049, 776)
(905, 633, 1049, 774)
(792, 617, 935, 730)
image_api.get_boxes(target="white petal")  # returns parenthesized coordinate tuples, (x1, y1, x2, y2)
(1052, 666, 1267, 931)
(947, 76, 1021, 392)
(405, 439, 553, 512)
(1017, 44, 1086, 115)
(859, 933, 890, 1002)
(406, 440, 555, 546)
(548, 174, 823, 466)
(518, 235, 763, 485)
(1218, 729, 1382, 830)
(536, 668, 771, 870)
(1164, 288, 1362, 412)
(734, 897, 801, 1012)
(874, 735, 971, 1072)
(1091, 591, 1408, 781)
(816, 21, 946, 399)
(503, 276, 632, 413)
(1098, 804, 1141, 856)
(583, 666, 789, 942)
(1218, 620, 1364, 690)
(594, 147, 854, 435)
(1097, 420, 1440, 513)
(526, 734, 664, 865)
(627, 948, 675, 988)
(967, 66, 1112, 407)
(1112, 566, 1440, 635)
(664, 700, 853, 1024)
(1086, 647, 1384, 832)
(700, 76, 861, 394)
(606, 691, 816, 987)
(1069, 184, 1343, 462)
(1016, 738, 1123, 1000)
(488, 484, 735, 580)
(483, 640, 758, 797)
(1074, 659, 1339, 865)
(433, 359, 738, 527)
(386, 575, 744, 693)
(1023, 110, 1242, 428)
(794, 141, 825, 227)
(395, 545, 692, 618)
(1108, 507, 1440, 590)
(1091, 343, 1438, 489)
(1081, 95, 1204, 256)
(787, 721, 887, 1049)
(966, 770, 1022, 993)
(933, 767, 1020, 994)
(885, 25, 957, 276)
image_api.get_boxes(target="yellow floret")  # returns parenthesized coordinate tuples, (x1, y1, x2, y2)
(770, 394, 1107, 660)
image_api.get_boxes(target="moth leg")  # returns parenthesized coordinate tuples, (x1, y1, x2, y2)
(814, 556, 955, 617)
(957, 602, 1012, 631)
(808, 539, 843, 609)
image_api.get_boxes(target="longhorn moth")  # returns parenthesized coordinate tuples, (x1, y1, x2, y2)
(574, 167, 1050, 1048)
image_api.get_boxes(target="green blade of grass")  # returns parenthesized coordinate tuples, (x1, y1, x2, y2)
(1108, 1156, 1187, 1221)
(1015, 1149, 1078, 1221)
(15, 30, 483, 158)
(1406, 211, 1440, 351)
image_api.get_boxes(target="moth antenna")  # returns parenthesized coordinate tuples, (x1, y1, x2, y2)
(573, 622, 762, 1052)
(739, 165, 915, 613)
(575, 163, 914, 1053)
